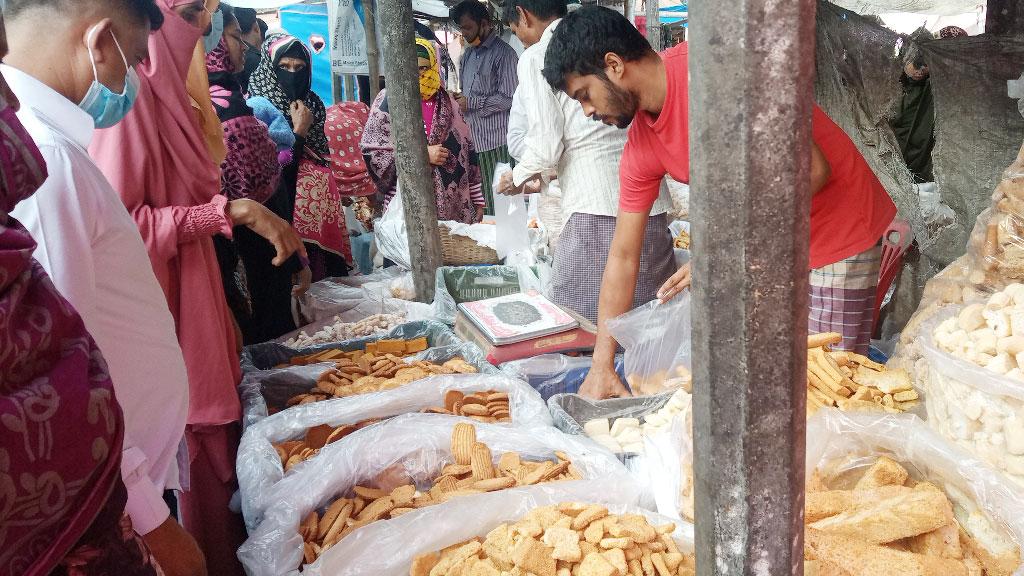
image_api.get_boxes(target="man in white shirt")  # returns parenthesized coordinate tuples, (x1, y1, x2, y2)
(4, 1, 203, 574)
(507, 82, 564, 250)
(498, 0, 675, 323)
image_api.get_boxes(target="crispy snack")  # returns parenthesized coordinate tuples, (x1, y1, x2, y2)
(409, 503, 693, 576)
(294, 424, 584, 570)
(804, 456, 1021, 576)
(805, 339, 916, 417)
(272, 417, 383, 472)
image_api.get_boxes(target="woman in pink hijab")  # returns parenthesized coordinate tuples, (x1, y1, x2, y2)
(90, 1, 305, 574)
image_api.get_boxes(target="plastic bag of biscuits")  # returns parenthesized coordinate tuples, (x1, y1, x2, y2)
(805, 410, 1024, 576)
(274, 478, 688, 576)
(237, 375, 552, 530)
(238, 415, 645, 576)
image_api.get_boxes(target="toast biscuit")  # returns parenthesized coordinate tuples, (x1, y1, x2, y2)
(471, 442, 495, 480)
(451, 423, 476, 465)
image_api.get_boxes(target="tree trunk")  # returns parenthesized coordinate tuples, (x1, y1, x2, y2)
(365, 0, 382, 101)
(377, 0, 443, 302)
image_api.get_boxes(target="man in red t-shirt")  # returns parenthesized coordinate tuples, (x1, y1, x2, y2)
(542, 7, 897, 399)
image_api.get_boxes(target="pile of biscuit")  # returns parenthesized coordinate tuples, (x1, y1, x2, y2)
(273, 418, 383, 472)
(806, 333, 919, 416)
(805, 456, 1020, 575)
(296, 423, 583, 567)
(410, 503, 694, 576)
(287, 351, 478, 407)
(420, 390, 511, 423)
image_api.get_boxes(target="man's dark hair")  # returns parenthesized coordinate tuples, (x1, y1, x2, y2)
(256, 17, 269, 39)
(542, 5, 652, 91)
(503, 0, 566, 25)
(234, 7, 258, 33)
(5, 0, 164, 30)
(450, 0, 490, 24)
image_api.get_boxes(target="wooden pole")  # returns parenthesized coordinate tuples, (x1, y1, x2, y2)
(364, 0, 382, 101)
(377, 0, 443, 302)
(689, 0, 817, 573)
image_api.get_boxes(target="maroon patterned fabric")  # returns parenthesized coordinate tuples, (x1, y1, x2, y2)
(207, 37, 280, 203)
(939, 26, 968, 38)
(55, 512, 164, 576)
(0, 99, 127, 575)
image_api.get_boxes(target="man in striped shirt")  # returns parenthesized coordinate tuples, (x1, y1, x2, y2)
(451, 0, 518, 215)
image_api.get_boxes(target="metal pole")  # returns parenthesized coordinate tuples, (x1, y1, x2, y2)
(364, 0, 382, 101)
(378, 0, 443, 302)
(688, 0, 817, 574)
(332, 73, 344, 103)
(645, 0, 661, 51)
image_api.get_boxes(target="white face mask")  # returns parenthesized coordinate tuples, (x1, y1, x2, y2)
(78, 24, 140, 129)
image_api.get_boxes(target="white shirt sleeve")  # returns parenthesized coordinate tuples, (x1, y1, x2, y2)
(507, 90, 529, 162)
(511, 51, 566, 187)
(10, 142, 171, 535)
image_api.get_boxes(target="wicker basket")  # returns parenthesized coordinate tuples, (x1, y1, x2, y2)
(439, 223, 499, 265)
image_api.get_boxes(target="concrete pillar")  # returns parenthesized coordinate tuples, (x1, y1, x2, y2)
(377, 0, 444, 301)
(688, 0, 817, 573)
(987, 0, 1024, 36)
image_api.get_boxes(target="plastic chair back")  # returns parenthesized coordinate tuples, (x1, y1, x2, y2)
(873, 219, 914, 335)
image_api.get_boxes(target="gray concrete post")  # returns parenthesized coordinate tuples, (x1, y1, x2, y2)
(377, 0, 443, 302)
(688, 0, 817, 573)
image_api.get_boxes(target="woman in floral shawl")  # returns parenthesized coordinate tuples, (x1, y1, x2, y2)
(360, 38, 485, 224)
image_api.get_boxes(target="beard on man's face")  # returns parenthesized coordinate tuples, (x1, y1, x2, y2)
(594, 78, 637, 129)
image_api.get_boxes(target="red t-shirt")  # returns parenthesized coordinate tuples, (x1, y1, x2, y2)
(619, 43, 897, 269)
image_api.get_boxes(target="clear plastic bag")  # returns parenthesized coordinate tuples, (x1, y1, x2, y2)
(430, 265, 542, 325)
(301, 487, 692, 576)
(807, 410, 1024, 576)
(236, 374, 552, 530)
(296, 267, 411, 324)
(546, 392, 674, 437)
(499, 354, 626, 401)
(916, 308, 1024, 488)
(643, 409, 694, 523)
(606, 292, 692, 396)
(236, 413, 645, 576)
(374, 188, 411, 269)
(238, 321, 499, 428)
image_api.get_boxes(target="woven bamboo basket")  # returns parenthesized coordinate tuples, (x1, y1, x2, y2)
(439, 223, 499, 266)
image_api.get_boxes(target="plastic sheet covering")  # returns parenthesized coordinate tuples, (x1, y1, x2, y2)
(238, 321, 498, 428)
(431, 265, 542, 325)
(807, 410, 1024, 576)
(236, 413, 646, 576)
(606, 293, 692, 396)
(296, 267, 413, 324)
(301, 487, 691, 576)
(546, 392, 673, 436)
(499, 354, 626, 401)
(644, 411, 695, 523)
(833, 0, 986, 15)
(961, 147, 1024, 288)
(915, 308, 1024, 488)
(236, 374, 552, 530)
(815, 2, 1024, 271)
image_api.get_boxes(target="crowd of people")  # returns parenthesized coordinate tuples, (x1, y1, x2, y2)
(0, 0, 914, 573)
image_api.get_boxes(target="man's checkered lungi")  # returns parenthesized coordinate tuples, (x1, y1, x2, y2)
(808, 243, 883, 354)
(550, 213, 675, 324)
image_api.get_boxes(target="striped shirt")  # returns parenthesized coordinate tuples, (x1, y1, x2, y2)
(458, 32, 518, 153)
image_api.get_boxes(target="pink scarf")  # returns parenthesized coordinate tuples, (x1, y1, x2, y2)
(90, 0, 242, 427)
(0, 99, 125, 574)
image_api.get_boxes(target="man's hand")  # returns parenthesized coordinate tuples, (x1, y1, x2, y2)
(228, 199, 307, 266)
(427, 144, 450, 166)
(656, 262, 691, 303)
(143, 516, 207, 576)
(455, 93, 468, 113)
(579, 365, 631, 400)
(292, 266, 312, 297)
(497, 172, 541, 196)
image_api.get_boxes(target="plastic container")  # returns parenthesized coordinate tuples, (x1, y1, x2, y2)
(431, 265, 542, 325)
(546, 392, 674, 437)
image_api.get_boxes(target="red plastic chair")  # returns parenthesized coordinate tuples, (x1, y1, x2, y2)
(873, 218, 914, 335)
